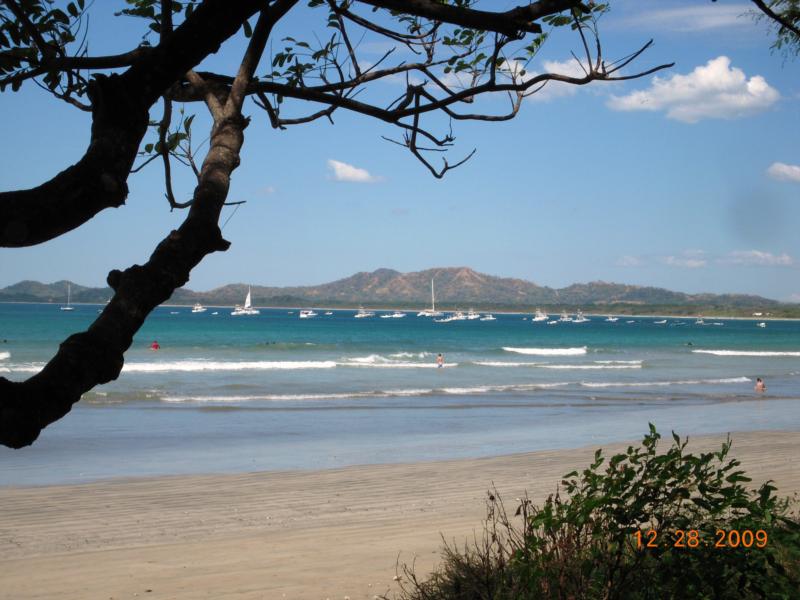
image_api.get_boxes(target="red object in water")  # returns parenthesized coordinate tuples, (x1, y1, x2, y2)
(150, 341, 160, 351)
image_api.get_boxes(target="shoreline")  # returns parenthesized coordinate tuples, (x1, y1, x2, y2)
(2, 430, 798, 599)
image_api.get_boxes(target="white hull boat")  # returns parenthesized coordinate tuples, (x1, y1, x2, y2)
(532, 309, 548, 322)
(417, 279, 443, 317)
(60, 283, 75, 311)
(573, 310, 589, 323)
(191, 303, 207, 313)
(231, 287, 260, 315)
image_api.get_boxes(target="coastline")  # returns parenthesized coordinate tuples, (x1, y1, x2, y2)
(2, 430, 798, 600)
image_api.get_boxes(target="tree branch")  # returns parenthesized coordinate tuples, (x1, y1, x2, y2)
(0, 0, 268, 248)
(355, 0, 590, 36)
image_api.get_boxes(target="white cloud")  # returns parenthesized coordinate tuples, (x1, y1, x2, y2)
(528, 59, 588, 102)
(790, 293, 800, 303)
(616, 255, 645, 267)
(662, 250, 707, 268)
(494, 58, 588, 102)
(615, 5, 753, 32)
(767, 162, 800, 183)
(607, 56, 779, 123)
(327, 159, 383, 183)
(258, 185, 276, 195)
(722, 250, 794, 266)
(663, 256, 707, 268)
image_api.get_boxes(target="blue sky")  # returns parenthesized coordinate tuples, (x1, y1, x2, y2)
(2, 1, 799, 300)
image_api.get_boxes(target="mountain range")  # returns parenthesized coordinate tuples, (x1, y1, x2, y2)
(0, 267, 793, 316)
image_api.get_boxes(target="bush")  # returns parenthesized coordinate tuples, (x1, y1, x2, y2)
(389, 425, 800, 599)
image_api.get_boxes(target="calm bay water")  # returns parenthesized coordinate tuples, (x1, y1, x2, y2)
(1, 303, 799, 485)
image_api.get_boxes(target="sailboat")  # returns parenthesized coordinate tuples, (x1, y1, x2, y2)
(417, 279, 443, 317)
(231, 286, 260, 315)
(60, 283, 75, 311)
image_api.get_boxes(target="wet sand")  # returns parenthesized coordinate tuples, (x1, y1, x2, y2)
(1, 430, 798, 600)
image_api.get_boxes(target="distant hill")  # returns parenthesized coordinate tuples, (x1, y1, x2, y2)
(1, 267, 793, 316)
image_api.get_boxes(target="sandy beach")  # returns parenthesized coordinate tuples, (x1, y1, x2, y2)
(2, 430, 798, 600)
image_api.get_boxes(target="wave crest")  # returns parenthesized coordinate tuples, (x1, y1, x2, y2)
(503, 346, 588, 356)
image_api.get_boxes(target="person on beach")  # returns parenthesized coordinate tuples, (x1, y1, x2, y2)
(754, 377, 766, 392)
(150, 340, 160, 351)
(436, 353, 444, 368)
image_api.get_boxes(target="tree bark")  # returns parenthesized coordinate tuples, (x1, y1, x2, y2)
(0, 113, 246, 448)
(0, 0, 264, 247)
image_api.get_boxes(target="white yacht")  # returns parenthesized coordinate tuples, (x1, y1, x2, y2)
(231, 287, 260, 316)
(465, 309, 481, 320)
(558, 311, 573, 322)
(299, 309, 318, 319)
(60, 283, 75, 311)
(417, 279, 443, 317)
(532, 309, 548, 322)
(757, 322, 766, 328)
(654, 319, 667, 324)
(480, 314, 496, 321)
(695, 317, 705, 325)
(191, 303, 207, 313)
(435, 311, 466, 323)
(573, 310, 589, 323)
(605, 315, 618, 322)
(324, 311, 333, 315)
(380, 311, 406, 318)
(354, 307, 375, 318)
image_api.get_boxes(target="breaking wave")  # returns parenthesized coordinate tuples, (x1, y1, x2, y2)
(580, 377, 751, 389)
(692, 350, 800, 357)
(503, 347, 588, 356)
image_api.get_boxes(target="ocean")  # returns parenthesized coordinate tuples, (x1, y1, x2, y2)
(1, 303, 799, 486)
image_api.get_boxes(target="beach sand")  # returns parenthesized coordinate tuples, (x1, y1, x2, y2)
(1, 430, 798, 600)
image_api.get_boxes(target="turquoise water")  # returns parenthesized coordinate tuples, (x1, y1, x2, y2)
(1, 303, 799, 485)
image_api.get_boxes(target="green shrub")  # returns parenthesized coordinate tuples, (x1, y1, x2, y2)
(389, 426, 800, 599)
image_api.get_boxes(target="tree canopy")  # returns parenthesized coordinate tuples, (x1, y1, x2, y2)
(0, 0, 793, 449)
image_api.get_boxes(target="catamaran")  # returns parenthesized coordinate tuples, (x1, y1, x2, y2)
(231, 287, 260, 316)
(60, 283, 75, 311)
(417, 279, 443, 317)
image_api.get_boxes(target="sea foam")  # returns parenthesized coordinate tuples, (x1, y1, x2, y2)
(580, 376, 751, 388)
(503, 346, 588, 356)
(0, 351, 9, 361)
(692, 350, 800, 357)
(122, 360, 337, 372)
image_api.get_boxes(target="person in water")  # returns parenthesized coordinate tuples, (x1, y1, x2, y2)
(150, 340, 160, 351)
(754, 377, 766, 392)
(436, 353, 444, 368)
